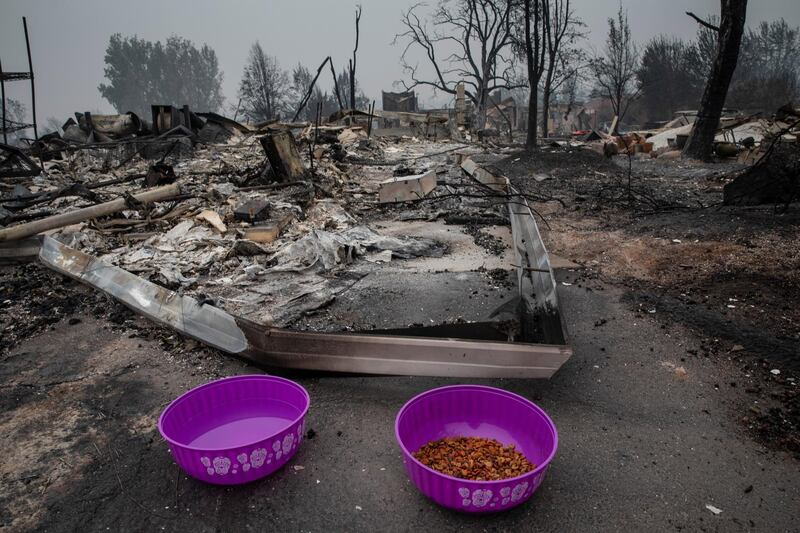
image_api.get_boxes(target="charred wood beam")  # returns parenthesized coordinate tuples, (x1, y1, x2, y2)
(22, 17, 37, 141)
(259, 131, 307, 181)
(1, 58, 6, 144)
(292, 56, 332, 123)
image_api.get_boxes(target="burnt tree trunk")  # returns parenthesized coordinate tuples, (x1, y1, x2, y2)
(349, 6, 362, 111)
(527, 88, 539, 146)
(683, 0, 747, 160)
(541, 75, 553, 138)
(524, 0, 536, 147)
(525, 0, 546, 148)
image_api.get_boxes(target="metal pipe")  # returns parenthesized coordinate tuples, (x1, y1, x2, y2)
(0, 184, 181, 242)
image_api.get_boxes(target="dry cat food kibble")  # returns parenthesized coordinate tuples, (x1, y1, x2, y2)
(413, 437, 536, 481)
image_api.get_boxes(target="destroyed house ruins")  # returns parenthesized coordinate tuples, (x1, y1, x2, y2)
(382, 91, 418, 113)
(3, 62, 799, 381)
(1, 100, 573, 378)
(3, 2, 800, 530)
(3, 89, 799, 378)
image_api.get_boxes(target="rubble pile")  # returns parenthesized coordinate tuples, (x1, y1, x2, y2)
(574, 104, 800, 165)
(1, 106, 525, 337)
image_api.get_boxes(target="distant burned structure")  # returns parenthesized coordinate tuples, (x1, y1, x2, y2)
(382, 91, 417, 113)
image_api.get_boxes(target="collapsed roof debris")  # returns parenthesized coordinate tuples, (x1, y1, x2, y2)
(0, 143, 41, 177)
(1, 102, 572, 377)
(10, 88, 792, 377)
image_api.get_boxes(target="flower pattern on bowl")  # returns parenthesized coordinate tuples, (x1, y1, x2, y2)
(471, 489, 492, 508)
(459, 482, 536, 508)
(511, 482, 529, 502)
(212, 456, 231, 475)
(282, 434, 295, 454)
(195, 425, 306, 476)
(250, 448, 267, 468)
(200, 456, 214, 475)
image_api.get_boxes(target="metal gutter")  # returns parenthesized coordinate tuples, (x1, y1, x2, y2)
(38, 235, 571, 378)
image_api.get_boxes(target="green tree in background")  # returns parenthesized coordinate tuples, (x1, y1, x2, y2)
(98, 34, 224, 116)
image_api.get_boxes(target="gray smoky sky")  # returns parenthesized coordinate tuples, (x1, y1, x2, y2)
(1, 0, 798, 124)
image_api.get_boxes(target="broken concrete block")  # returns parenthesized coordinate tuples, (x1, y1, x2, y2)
(460, 158, 507, 192)
(378, 171, 437, 204)
(243, 214, 294, 243)
(196, 209, 227, 233)
(234, 199, 270, 222)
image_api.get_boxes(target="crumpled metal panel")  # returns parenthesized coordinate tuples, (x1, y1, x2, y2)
(39, 236, 248, 354)
(38, 234, 571, 378)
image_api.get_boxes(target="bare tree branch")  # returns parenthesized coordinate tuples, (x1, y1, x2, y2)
(686, 11, 720, 32)
(394, 0, 520, 127)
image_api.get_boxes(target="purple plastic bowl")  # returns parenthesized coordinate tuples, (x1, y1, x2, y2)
(158, 375, 309, 485)
(395, 385, 558, 513)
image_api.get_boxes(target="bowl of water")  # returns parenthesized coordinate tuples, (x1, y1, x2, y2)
(158, 375, 309, 485)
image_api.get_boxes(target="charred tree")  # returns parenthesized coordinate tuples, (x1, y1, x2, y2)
(330, 59, 344, 111)
(349, 5, 362, 111)
(540, 0, 583, 138)
(591, 3, 640, 131)
(395, 0, 520, 130)
(522, 0, 549, 147)
(683, 1, 748, 160)
(239, 42, 289, 122)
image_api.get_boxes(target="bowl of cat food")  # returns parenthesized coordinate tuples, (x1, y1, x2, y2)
(395, 385, 557, 512)
(158, 375, 309, 485)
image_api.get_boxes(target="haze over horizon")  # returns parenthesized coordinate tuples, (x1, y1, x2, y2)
(1, 0, 798, 126)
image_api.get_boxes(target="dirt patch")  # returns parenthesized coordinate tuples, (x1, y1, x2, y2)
(0, 314, 238, 531)
(543, 221, 800, 358)
(0, 264, 99, 353)
(492, 146, 622, 180)
(498, 146, 746, 214)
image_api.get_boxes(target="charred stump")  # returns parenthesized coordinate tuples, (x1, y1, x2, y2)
(260, 131, 307, 181)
